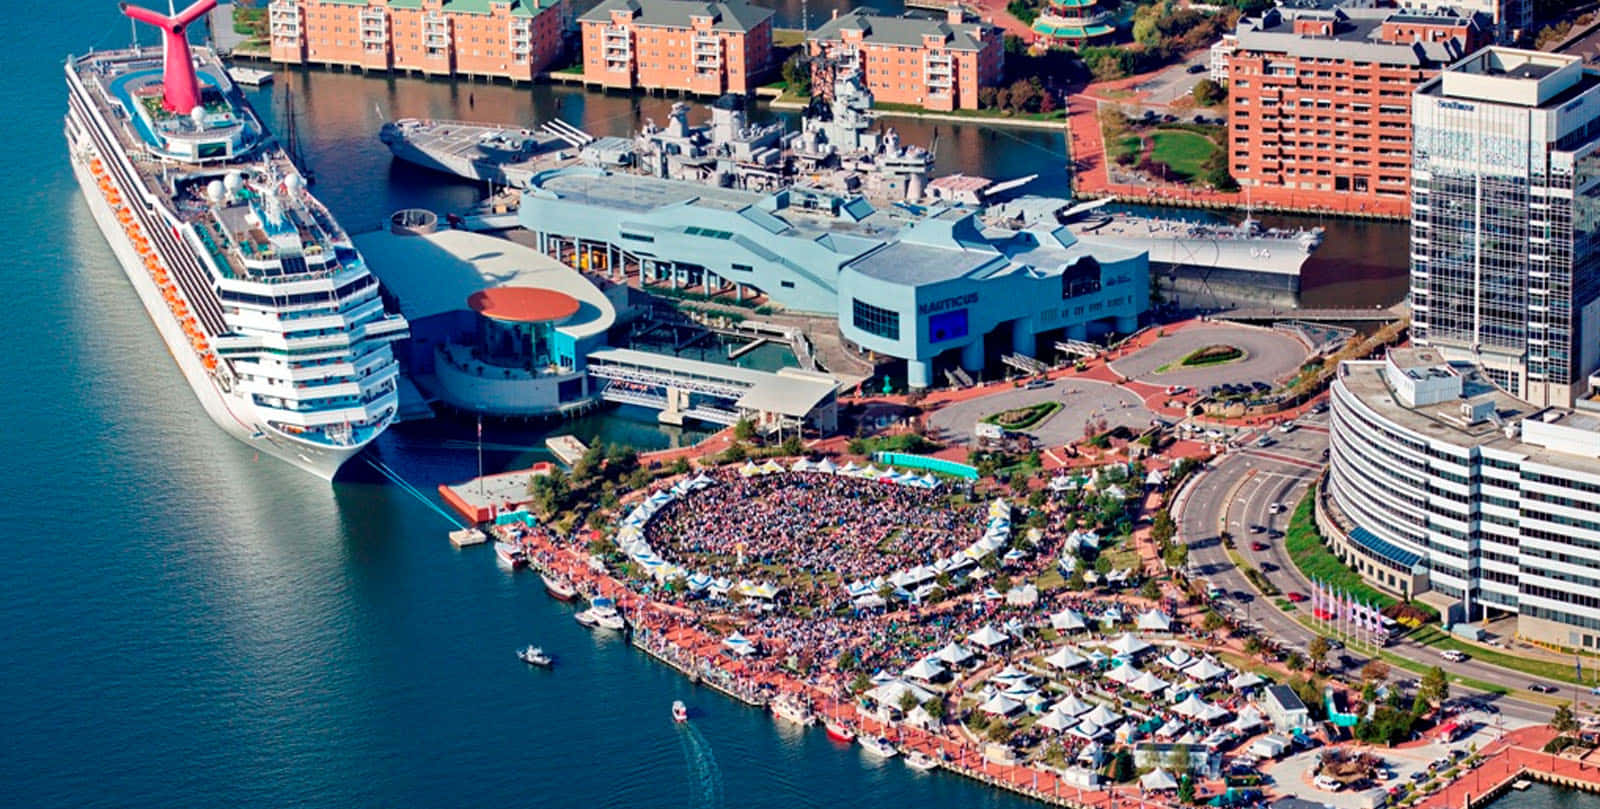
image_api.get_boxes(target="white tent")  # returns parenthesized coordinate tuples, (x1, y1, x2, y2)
(1055, 694, 1094, 717)
(790, 458, 814, 472)
(936, 642, 975, 666)
(1155, 717, 1188, 738)
(1137, 610, 1173, 632)
(1229, 705, 1266, 733)
(760, 459, 785, 475)
(1069, 719, 1106, 740)
(1140, 769, 1180, 792)
(1129, 671, 1171, 695)
(1173, 694, 1211, 719)
(979, 693, 1023, 716)
(967, 624, 1010, 649)
(816, 457, 840, 473)
(1229, 672, 1266, 690)
(866, 679, 934, 708)
(1049, 608, 1088, 632)
(1163, 648, 1194, 670)
(1002, 684, 1040, 701)
(1186, 658, 1228, 682)
(723, 632, 758, 657)
(1044, 646, 1088, 670)
(1036, 710, 1078, 733)
(1086, 703, 1123, 728)
(1108, 633, 1151, 657)
(991, 664, 1032, 684)
(852, 594, 887, 610)
(1103, 661, 1139, 685)
(904, 657, 946, 682)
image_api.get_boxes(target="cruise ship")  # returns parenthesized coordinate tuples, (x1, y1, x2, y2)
(65, 1, 409, 480)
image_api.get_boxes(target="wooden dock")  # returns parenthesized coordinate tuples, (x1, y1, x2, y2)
(544, 435, 588, 466)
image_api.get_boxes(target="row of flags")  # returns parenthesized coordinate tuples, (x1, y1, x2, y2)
(1309, 578, 1389, 646)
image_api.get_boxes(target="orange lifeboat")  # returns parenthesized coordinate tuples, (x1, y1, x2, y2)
(202, 355, 218, 370)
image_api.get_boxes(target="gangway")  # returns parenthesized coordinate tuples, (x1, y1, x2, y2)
(1054, 339, 1100, 359)
(540, 119, 594, 148)
(946, 367, 975, 388)
(586, 348, 837, 429)
(1001, 353, 1047, 375)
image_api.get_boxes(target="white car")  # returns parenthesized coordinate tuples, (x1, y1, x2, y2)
(1278, 422, 1298, 433)
(1440, 649, 1468, 663)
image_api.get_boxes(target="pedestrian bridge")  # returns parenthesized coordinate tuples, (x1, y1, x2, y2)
(584, 348, 839, 433)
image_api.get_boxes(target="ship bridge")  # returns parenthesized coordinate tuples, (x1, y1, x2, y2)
(584, 348, 837, 433)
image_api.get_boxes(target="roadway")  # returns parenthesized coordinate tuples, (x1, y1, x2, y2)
(1176, 412, 1564, 726)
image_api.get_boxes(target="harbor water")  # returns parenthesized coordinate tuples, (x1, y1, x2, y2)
(1483, 782, 1600, 809)
(5, 2, 1407, 806)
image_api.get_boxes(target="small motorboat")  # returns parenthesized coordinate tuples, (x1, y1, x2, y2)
(494, 540, 526, 569)
(771, 696, 815, 726)
(541, 572, 577, 601)
(823, 716, 856, 743)
(673, 700, 689, 722)
(859, 735, 898, 759)
(574, 609, 598, 628)
(904, 751, 939, 771)
(516, 645, 552, 668)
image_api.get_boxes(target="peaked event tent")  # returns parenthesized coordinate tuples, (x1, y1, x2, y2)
(980, 693, 1023, 716)
(936, 642, 975, 665)
(1036, 710, 1078, 732)
(1050, 609, 1088, 632)
(1045, 646, 1088, 670)
(1108, 633, 1151, 657)
(1055, 694, 1094, 716)
(1141, 769, 1180, 791)
(1137, 610, 1173, 632)
(967, 625, 1010, 648)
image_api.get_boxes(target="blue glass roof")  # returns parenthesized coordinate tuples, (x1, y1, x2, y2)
(1350, 526, 1423, 571)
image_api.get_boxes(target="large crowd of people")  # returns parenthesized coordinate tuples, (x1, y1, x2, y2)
(646, 470, 984, 583)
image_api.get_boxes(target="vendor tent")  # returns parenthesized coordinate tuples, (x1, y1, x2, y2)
(1086, 703, 1123, 728)
(1055, 694, 1094, 716)
(1229, 705, 1265, 733)
(967, 624, 1010, 649)
(722, 632, 758, 656)
(1103, 661, 1139, 685)
(1140, 769, 1179, 792)
(1108, 633, 1151, 657)
(1129, 671, 1171, 695)
(1185, 658, 1228, 682)
(1229, 672, 1265, 690)
(1044, 646, 1088, 670)
(979, 693, 1023, 716)
(904, 657, 946, 682)
(1050, 609, 1088, 632)
(936, 642, 976, 666)
(1137, 610, 1172, 632)
(1163, 648, 1194, 670)
(1036, 710, 1077, 733)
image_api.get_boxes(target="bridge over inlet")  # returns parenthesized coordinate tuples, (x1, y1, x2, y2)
(585, 348, 839, 433)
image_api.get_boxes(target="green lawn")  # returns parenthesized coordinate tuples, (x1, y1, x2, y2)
(1282, 493, 1398, 609)
(1109, 134, 1142, 163)
(1148, 129, 1219, 181)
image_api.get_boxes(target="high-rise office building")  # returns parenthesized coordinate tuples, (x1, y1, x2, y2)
(1411, 48, 1600, 407)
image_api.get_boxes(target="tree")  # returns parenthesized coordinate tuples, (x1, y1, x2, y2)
(1177, 774, 1196, 805)
(781, 53, 811, 97)
(1111, 749, 1134, 782)
(1163, 542, 1189, 571)
(1094, 555, 1113, 576)
(671, 457, 691, 476)
(994, 573, 1014, 594)
(1285, 652, 1306, 672)
(1419, 665, 1449, 707)
(1551, 703, 1579, 736)
(1150, 509, 1177, 547)
(1203, 610, 1225, 633)
(1360, 659, 1391, 684)
(1200, 150, 1238, 191)
(1191, 78, 1226, 107)
(898, 689, 920, 715)
(1308, 636, 1331, 672)
(780, 435, 804, 456)
(836, 648, 858, 672)
(1067, 566, 1088, 591)
(924, 697, 946, 720)
(986, 720, 1012, 742)
(733, 418, 756, 442)
(718, 442, 748, 464)
(851, 671, 872, 694)
(1141, 578, 1162, 601)
(1243, 636, 1263, 656)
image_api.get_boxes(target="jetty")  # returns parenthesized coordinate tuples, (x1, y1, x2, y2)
(544, 435, 589, 467)
(438, 463, 553, 523)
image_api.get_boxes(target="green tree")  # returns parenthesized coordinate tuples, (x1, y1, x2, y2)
(781, 53, 811, 97)
(1163, 542, 1189, 570)
(898, 689, 919, 715)
(1150, 509, 1177, 547)
(1141, 578, 1162, 601)
(1067, 566, 1087, 591)
(836, 648, 858, 672)
(851, 671, 872, 694)
(1285, 651, 1306, 672)
(1203, 610, 1226, 633)
(1419, 665, 1449, 707)
(1191, 78, 1226, 107)
(719, 442, 748, 464)
(780, 435, 804, 456)
(1552, 703, 1579, 736)
(1111, 749, 1134, 782)
(986, 720, 1012, 742)
(671, 457, 691, 476)
(733, 418, 756, 442)
(1177, 774, 1196, 804)
(1308, 636, 1331, 672)
(1094, 555, 1113, 576)
(924, 697, 946, 720)
(993, 573, 1014, 594)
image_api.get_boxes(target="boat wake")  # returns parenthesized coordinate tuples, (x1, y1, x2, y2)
(365, 457, 463, 527)
(678, 722, 725, 809)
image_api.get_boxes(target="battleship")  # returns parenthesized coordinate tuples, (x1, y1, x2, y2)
(987, 196, 1324, 298)
(65, 1, 409, 479)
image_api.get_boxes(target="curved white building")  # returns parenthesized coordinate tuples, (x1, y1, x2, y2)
(1326, 348, 1600, 648)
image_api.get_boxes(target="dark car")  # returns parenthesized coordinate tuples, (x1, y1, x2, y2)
(1251, 541, 1270, 551)
(1285, 592, 1308, 603)
(1188, 63, 1207, 73)
(1261, 562, 1279, 572)
(1252, 381, 1271, 393)
(1233, 590, 1254, 602)
(1530, 682, 1559, 694)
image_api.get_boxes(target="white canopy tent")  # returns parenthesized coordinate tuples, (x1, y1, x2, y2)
(904, 657, 946, 682)
(1141, 769, 1180, 792)
(1129, 671, 1171, 695)
(936, 642, 976, 666)
(1103, 661, 1139, 685)
(1055, 694, 1094, 717)
(1050, 609, 1088, 632)
(1229, 705, 1266, 733)
(1044, 646, 1088, 670)
(1086, 703, 1123, 728)
(1108, 633, 1150, 657)
(1162, 648, 1194, 670)
(979, 693, 1023, 716)
(865, 679, 935, 708)
(1229, 672, 1266, 690)
(1036, 710, 1078, 733)
(1185, 658, 1228, 682)
(967, 624, 1010, 649)
(1137, 610, 1173, 632)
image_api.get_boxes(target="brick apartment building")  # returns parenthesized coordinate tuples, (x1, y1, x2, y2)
(806, 8, 1004, 112)
(1221, 5, 1488, 208)
(269, 0, 570, 80)
(578, 0, 774, 96)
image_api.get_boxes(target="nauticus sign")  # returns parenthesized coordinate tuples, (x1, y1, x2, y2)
(918, 293, 977, 315)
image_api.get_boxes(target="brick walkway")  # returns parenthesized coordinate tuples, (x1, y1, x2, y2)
(1412, 725, 1600, 809)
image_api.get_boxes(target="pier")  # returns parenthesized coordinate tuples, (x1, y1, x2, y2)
(585, 348, 838, 431)
(544, 435, 588, 467)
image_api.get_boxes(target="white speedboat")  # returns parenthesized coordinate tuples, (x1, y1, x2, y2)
(494, 541, 526, 568)
(859, 736, 898, 759)
(823, 716, 856, 743)
(516, 645, 552, 668)
(578, 597, 625, 630)
(771, 696, 816, 726)
(673, 700, 689, 722)
(541, 572, 577, 601)
(905, 751, 939, 771)
(574, 609, 599, 628)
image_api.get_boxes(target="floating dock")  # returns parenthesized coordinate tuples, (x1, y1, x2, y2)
(544, 435, 588, 466)
(226, 67, 273, 86)
(448, 527, 487, 547)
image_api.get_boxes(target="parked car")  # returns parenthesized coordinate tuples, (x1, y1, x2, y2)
(1188, 63, 1207, 73)
(1285, 592, 1308, 603)
(1024, 379, 1051, 390)
(1268, 502, 1286, 514)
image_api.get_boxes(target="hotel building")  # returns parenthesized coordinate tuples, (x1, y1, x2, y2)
(268, 0, 570, 80)
(1411, 48, 1600, 407)
(806, 8, 1003, 113)
(1221, 4, 1485, 208)
(1396, 0, 1532, 44)
(1327, 348, 1600, 649)
(578, 0, 774, 96)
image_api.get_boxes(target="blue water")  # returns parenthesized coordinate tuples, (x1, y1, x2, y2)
(0, 4, 1048, 807)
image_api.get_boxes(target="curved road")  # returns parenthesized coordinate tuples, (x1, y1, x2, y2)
(1176, 414, 1563, 726)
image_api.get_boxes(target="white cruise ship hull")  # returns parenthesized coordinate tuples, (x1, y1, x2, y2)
(67, 147, 367, 481)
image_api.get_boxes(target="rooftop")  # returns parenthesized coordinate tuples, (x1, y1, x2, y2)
(580, 0, 774, 32)
(353, 227, 615, 340)
(809, 8, 995, 52)
(846, 213, 1144, 286)
(468, 287, 581, 324)
(1232, 5, 1473, 66)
